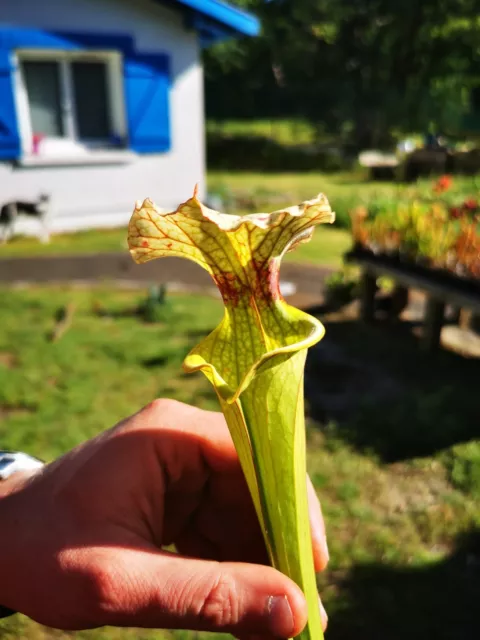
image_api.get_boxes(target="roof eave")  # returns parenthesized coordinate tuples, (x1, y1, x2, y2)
(163, 0, 260, 41)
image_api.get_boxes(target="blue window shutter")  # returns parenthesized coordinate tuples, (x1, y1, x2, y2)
(0, 47, 20, 159)
(124, 53, 171, 153)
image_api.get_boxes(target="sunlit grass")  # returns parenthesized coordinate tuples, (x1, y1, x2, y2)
(1, 286, 478, 639)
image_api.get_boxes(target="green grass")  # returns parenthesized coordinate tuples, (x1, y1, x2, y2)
(0, 170, 375, 266)
(6, 170, 477, 264)
(1, 286, 479, 639)
(0, 227, 129, 258)
(284, 226, 351, 267)
(4, 169, 478, 262)
(0, 222, 351, 269)
(208, 170, 400, 228)
(206, 119, 318, 147)
(0, 226, 351, 274)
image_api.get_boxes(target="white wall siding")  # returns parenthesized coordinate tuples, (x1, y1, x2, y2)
(0, 0, 205, 233)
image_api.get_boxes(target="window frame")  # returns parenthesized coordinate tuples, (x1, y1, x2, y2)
(14, 49, 127, 158)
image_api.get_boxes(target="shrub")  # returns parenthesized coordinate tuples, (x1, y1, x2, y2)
(324, 268, 360, 307)
(446, 442, 480, 499)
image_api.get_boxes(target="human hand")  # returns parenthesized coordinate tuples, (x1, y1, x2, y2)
(0, 399, 328, 638)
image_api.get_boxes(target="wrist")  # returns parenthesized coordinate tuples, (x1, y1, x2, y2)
(0, 469, 42, 615)
(0, 469, 34, 498)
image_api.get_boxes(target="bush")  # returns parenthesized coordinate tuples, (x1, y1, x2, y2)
(207, 132, 353, 173)
(137, 285, 173, 324)
(324, 268, 360, 307)
(446, 442, 480, 498)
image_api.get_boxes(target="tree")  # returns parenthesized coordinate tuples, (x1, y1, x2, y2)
(205, 0, 480, 147)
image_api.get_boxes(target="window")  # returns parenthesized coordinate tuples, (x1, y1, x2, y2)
(22, 61, 64, 137)
(16, 50, 127, 157)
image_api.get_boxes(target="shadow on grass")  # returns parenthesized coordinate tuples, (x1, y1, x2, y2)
(304, 314, 480, 462)
(324, 528, 480, 640)
(142, 356, 169, 368)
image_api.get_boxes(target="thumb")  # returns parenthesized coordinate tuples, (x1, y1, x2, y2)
(103, 549, 309, 638)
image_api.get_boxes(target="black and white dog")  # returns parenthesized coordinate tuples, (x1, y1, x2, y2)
(0, 194, 51, 244)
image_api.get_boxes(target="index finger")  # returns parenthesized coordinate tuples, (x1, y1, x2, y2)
(307, 475, 329, 572)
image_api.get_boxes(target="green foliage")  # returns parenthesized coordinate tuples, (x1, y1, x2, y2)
(137, 285, 172, 323)
(205, 1, 480, 146)
(324, 267, 360, 307)
(447, 442, 480, 498)
(206, 119, 317, 147)
(350, 175, 480, 277)
(206, 126, 351, 172)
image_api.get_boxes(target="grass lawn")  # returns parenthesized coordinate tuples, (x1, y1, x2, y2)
(0, 223, 351, 270)
(206, 118, 318, 147)
(0, 169, 393, 266)
(0, 227, 129, 259)
(4, 170, 476, 267)
(1, 286, 479, 639)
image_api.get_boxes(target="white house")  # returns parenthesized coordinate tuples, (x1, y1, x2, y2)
(0, 0, 259, 234)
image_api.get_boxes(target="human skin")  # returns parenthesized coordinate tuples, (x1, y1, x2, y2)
(0, 399, 328, 639)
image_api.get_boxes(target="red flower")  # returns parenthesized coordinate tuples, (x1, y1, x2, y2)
(450, 207, 462, 219)
(434, 175, 453, 193)
(463, 198, 478, 211)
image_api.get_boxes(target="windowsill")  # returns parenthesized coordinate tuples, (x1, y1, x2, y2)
(18, 150, 137, 167)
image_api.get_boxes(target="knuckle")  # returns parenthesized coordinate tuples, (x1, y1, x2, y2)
(197, 571, 240, 630)
(144, 397, 181, 418)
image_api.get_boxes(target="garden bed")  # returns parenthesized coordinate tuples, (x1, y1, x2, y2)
(349, 176, 480, 316)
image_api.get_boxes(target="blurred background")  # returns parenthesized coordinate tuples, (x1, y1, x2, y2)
(1, 0, 479, 639)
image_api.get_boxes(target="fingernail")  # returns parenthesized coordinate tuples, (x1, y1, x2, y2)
(319, 597, 328, 631)
(267, 595, 295, 638)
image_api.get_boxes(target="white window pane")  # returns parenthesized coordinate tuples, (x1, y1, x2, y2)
(72, 62, 111, 140)
(22, 61, 64, 137)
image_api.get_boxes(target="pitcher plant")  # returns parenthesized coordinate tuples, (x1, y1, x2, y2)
(128, 187, 334, 639)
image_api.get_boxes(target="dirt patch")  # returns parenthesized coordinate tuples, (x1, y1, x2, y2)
(0, 351, 17, 368)
(0, 404, 33, 421)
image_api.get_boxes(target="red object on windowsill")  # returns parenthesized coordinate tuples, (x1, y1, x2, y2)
(32, 133, 45, 155)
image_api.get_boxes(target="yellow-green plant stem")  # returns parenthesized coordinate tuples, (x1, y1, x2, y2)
(128, 190, 334, 639)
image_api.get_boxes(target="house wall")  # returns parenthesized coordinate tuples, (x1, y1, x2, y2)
(0, 0, 205, 234)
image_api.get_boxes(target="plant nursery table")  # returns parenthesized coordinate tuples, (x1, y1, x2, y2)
(345, 249, 480, 351)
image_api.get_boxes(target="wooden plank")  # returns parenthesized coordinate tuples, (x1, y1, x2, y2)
(360, 269, 376, 322)
(423, 297, 445, 351)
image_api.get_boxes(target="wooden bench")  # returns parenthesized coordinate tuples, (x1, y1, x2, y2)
(345, 250, 480, 351)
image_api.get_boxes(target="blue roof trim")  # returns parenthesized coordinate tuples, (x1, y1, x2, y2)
(173, 0, 260, 37)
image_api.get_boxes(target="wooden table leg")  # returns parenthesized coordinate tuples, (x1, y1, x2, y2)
(360, 269, 376, 322)
(448, 305, 461, 324)
(388, 284, 409, 321)
(423, 296, 445, 351)
(459, 309, 473, 330)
